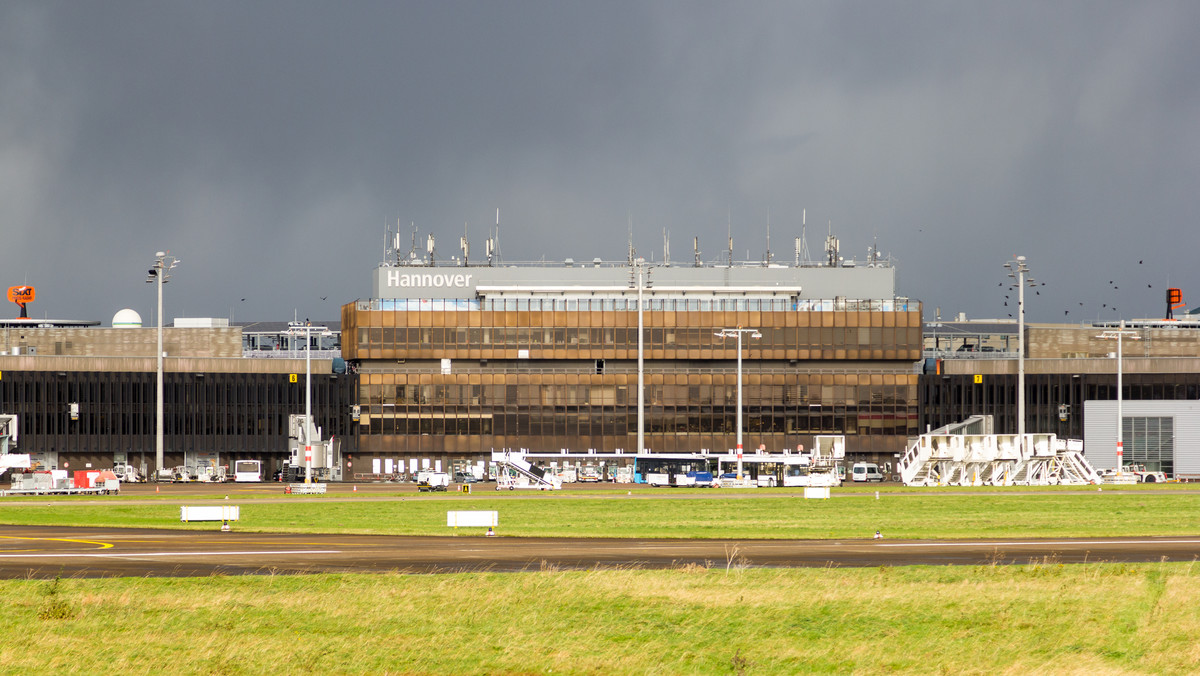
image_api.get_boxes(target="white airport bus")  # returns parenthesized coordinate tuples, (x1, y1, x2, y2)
(233, 459, 263, 483)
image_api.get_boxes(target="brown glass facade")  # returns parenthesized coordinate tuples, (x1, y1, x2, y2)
(343, 300, 922, 462)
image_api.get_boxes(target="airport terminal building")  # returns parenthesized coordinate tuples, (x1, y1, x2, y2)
(342, 256, 922, 468)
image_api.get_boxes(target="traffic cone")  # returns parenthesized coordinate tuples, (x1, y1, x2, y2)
(155, 485, 159, 494)
(353, 485, 357, 493)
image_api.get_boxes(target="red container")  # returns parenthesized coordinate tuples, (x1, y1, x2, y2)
(73, 470, 101, 488)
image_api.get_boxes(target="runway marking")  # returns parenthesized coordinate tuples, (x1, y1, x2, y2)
(878, 539, 1200, 547)
(0, 550, 341, 559)
(0, 535, 114, 553)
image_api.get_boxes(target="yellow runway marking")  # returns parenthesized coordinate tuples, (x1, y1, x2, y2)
(0, 535, 114, 552)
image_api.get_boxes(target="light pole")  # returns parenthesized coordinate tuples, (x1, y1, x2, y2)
(287, 321, 333, 483)
(1097, 320, 1140, 476)
(146, 251, 179, 480)
(1003, 255, 1035, 448)
(636, 258, 645, 455)
(715, 326, 761, 479)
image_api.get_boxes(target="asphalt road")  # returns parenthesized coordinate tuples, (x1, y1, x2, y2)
(2, 524, 1199, 579)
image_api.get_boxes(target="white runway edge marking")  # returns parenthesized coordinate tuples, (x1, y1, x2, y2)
(879, 540, 1200, 547)
(0, 550, 341, 559)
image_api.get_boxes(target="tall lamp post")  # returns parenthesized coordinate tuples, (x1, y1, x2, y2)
(146, 251, 179, 480)
(287, 321, 333, 483)
(635, 258, 645, 455)
(715, 326, 761, 479)
(1097, 320, 1140, 476)
(1003, 255, 1035, 448)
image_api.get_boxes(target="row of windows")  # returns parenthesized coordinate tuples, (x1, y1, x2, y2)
(0, 372, 357, 455)
(919, 373, 1200, 439)
(360, 297, 917, 313)
(359, 432, 907, 455)
(362, 409, 918, 439)
(356, 326, 921, 353)
(363, 383, 916, 408)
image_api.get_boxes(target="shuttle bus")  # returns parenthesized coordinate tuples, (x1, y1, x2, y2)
(233, 459, 262, 483)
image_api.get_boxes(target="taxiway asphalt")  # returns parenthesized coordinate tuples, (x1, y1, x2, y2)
(1, 524, 1198, 579)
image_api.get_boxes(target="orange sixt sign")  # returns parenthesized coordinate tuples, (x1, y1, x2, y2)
(7, 286, 35, 304)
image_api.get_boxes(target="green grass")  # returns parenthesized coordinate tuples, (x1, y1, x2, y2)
(3, 562, 1199, 674)
(1, 490, 1199, 539)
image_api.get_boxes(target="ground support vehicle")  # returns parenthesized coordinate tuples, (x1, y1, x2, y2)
(418, 471, 450, 492)
(851, 462, 885, 482)
(233, 460, 263, 483)
(491, 450, 561, 490)
(578, 465, 602, 482)
(5, 470, 119, 496)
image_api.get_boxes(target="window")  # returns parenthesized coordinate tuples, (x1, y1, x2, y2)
(1123, 416, 1174, 475)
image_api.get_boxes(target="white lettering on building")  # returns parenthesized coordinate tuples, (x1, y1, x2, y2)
(386, 273, 473, 289)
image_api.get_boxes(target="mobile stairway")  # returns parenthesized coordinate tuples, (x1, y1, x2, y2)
(899, 417, 1101, 487)
(1, 414, 30, 480)
(491, 449, 562, 491)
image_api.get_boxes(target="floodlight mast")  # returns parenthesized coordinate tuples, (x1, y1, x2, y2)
(714, 326, 761, 480)
(636, 258, 645, 455)
(1096, 320, 1140, 477)
(146, 251, 179, 480)
(287, 321, 333, 484)
(1004, 255, 1035, 450)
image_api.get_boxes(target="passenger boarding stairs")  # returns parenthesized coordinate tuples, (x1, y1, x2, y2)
(491, 449, 562, 490)
(899, 418, 1101, 487)
(1, 414, 30, 479)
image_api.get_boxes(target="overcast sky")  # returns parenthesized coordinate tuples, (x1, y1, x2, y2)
(2, 1, 1197, 326)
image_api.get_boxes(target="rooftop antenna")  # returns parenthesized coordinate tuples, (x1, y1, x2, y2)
(393, 220, 402, 266)
(460, 222, 469, 266)
(426, 233, 436, 266)
(764, 208, 772, 266)
(798, 208, 813, 265)
(406, 222, 420, 264)
(627, 215, 635, 266)
(662, 228, 670, 266)
(493, 208, 502, 264)
(825, 220, 839, 267)
(727, 211, 734, 266)
(867, 231, 879, 266)
(693, 236, 701, 267)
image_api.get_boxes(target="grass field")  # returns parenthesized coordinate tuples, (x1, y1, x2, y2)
(3, 561, 1199, 675)
(4, 487, 1199, 674)
(1, 489, 1198, 540)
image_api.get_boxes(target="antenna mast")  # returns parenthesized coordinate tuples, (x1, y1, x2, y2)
(764, 209, 772, 266)
(460, 221, 469, 267)
(825, 220, 839, 267)
(727, 211, 733, 266)
(798, 208, 813, 265)
(693, 236, 701, 267)
(627, 215, 635, 266)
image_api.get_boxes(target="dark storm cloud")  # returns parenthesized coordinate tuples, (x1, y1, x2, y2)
(1, 1, 1197, 325)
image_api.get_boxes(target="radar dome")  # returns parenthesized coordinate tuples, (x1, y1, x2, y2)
(112, 308, 143, 328)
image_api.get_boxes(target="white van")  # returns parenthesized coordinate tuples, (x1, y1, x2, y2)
(850, 462, 884, 482)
